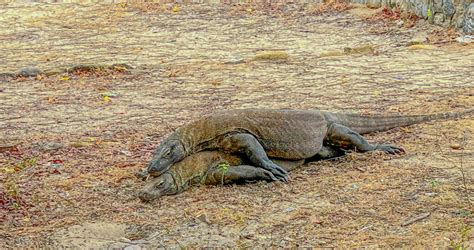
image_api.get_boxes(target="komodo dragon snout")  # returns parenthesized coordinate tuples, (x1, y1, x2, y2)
(138, 173, 177, 201)
(147, 137, 186, 177)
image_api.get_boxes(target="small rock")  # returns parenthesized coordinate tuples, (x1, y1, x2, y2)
(35, 142, 63, 152)
(225, 58, 246, 64)
(455, 35, 473, 44)
(124, 244, 141, 250)
(19, 66, 42, 77)
(396, 20, 404, 26)
(433, 13, 445, 26)
(196, 213, 210, 224)
(120, 150, 132, 156)
(409, 32, 428, 45)
(450, 143, 463, 150)
(283, 207, 296, 213)
(425, 192, 438, 197)
(359, 224, 373, 232)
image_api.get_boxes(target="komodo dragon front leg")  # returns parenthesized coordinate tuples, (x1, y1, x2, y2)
(205, 158, 306, 185)
(217, 133, 289, 182)
(326, 123, 404, 154)
(205, 165, 279, 185)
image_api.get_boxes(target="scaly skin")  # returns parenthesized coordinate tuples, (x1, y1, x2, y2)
(141, 108, 473, 182)
(138, 149, 337, 201)
(139, 146, 345, 201)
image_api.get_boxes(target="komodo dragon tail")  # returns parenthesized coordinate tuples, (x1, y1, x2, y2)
(323, 108, 474, 134)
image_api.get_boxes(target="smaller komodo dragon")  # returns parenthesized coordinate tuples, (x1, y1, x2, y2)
(138, 147, 342, 201)
(138, 108, 473, 182)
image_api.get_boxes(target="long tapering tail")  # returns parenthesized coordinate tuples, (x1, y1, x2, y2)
(322, 109, 474, 134)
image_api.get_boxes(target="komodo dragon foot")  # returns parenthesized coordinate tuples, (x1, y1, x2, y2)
(218, 133, 289, 182)
(326, 123, 405, 154)
(206, 164, 280, 184)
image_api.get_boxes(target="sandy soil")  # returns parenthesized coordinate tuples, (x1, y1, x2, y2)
(0, 2, 473, 248)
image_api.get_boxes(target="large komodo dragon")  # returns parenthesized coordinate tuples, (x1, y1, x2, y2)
(138, 108, 473, 182)
(139, 149, 343, 201)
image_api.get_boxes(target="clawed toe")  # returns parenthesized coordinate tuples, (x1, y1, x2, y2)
(263, 171, 279, 182)
(271, 171, 288, 182)
(377, 144, 405, 155)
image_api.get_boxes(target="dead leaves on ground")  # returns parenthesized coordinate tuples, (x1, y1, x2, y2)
(311, 0, 353, 15)
(366, 7, 419, 28)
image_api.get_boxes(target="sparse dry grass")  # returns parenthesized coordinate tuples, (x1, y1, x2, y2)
(0, 2, 473, 248)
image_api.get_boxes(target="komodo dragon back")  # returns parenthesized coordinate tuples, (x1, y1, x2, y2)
(323, 108, 474, 134)
(176, 109, 328, 160)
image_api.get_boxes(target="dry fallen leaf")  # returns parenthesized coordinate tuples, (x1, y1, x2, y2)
(172, 4, 180, 13)
(60, 75, 70, 81)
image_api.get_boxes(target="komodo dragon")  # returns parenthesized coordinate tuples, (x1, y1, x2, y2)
(138, 147, 342, 201)
(139, 108, 473, 182)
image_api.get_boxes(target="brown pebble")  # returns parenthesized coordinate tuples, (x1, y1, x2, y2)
(450, 144, 463, 150)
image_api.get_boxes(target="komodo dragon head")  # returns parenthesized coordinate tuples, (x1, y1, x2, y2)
(147, 135, 186, 177)
(138, 172, 178, 201)
(138, 150, 309, 201)
(139, 151, 243, 201)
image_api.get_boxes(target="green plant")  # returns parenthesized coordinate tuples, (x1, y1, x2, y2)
(216, 162, 230, 185)
(0, 157, 37, 174)
(449, 225, 471, 250)
(4, 177, 21, 209)
(429, 179, 441, 188)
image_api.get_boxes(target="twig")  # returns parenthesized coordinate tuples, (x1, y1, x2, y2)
(57, 236, 147, 245)
(401, 212, 430, 226)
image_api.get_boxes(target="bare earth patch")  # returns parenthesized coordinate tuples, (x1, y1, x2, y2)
(0, 2, 473, 248)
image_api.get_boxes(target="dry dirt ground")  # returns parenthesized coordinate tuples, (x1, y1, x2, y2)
(1, 2, 473, 248)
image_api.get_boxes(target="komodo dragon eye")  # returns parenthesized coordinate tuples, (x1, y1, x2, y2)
(155, 181, 165, 188)
(162, 148, 172, 158)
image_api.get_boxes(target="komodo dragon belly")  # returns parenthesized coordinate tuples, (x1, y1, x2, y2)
(179, 109, 328, 160)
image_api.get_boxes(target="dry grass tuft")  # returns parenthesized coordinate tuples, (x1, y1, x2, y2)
(253, 51, 289, 61)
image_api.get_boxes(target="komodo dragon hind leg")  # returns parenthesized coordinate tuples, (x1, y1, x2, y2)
(326, 123, 405, 154)
(307, 145, 347, 162)
(218, 133, 289, 182)
(205, 164, 278, 185)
